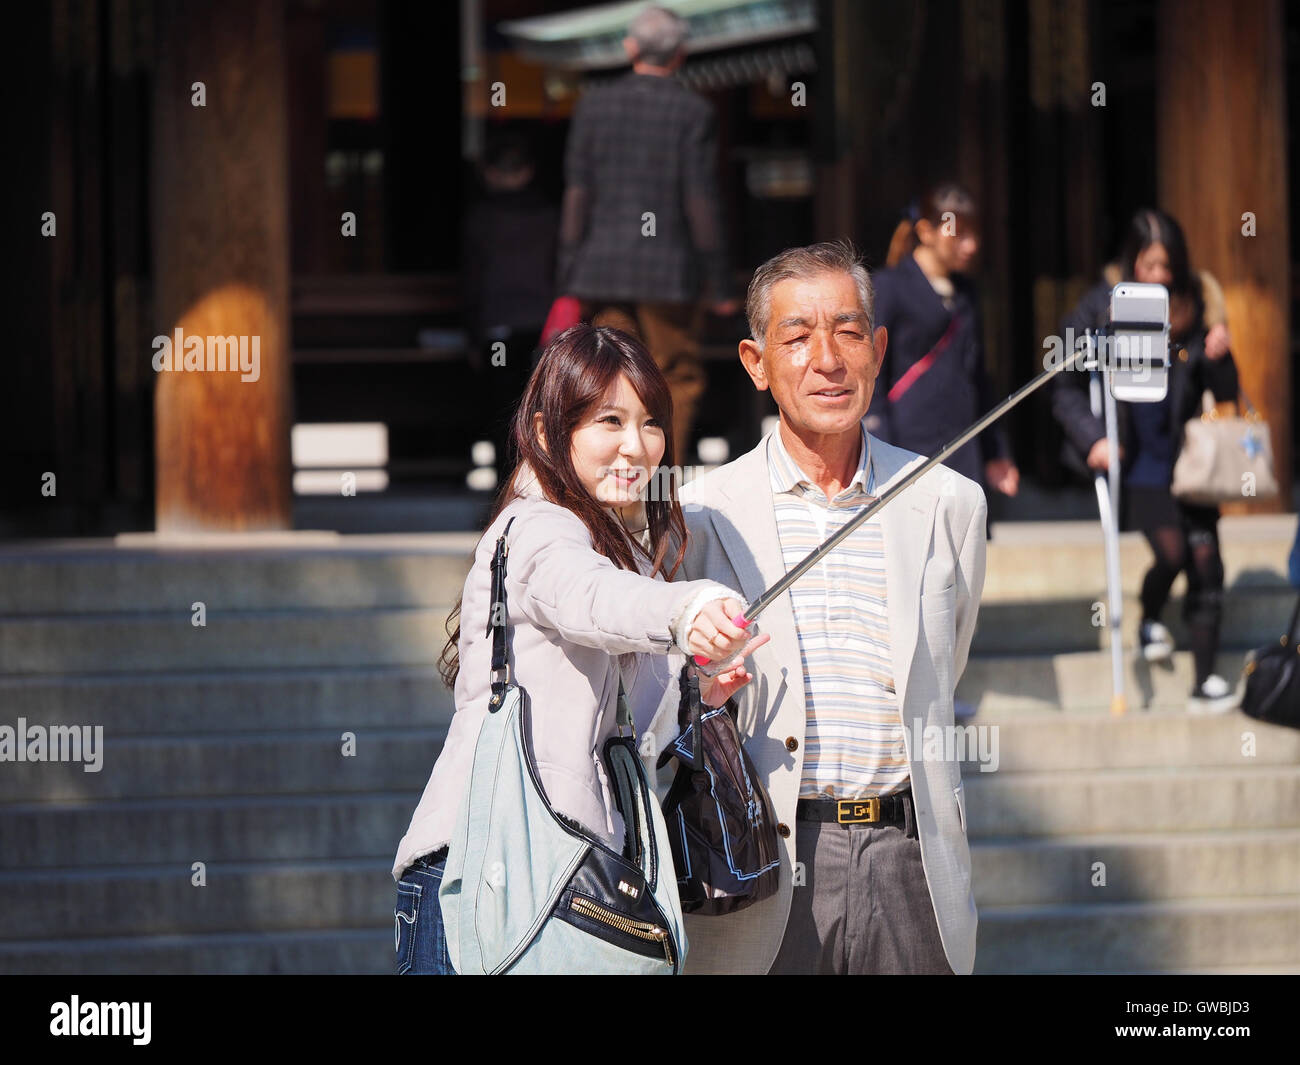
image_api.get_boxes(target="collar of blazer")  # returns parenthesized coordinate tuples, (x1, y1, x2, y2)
(681, 420, 940, 718)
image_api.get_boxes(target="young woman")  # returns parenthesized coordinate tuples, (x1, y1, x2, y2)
(1052, 208, 1240, 713)
(866, 183, 1020, 500)
(392, 323, 767, 974)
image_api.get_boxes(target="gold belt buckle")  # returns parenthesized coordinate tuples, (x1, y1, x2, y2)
(837, 798, 879, 824)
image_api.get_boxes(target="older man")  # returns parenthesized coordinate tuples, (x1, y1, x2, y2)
(557, 4, 737, 462)
(656, 241, 986, 974)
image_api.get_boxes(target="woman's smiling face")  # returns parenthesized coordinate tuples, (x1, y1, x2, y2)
(565, 373, 666, 509)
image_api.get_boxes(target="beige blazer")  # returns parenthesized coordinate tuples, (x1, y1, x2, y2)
(645, 424, 987, 974)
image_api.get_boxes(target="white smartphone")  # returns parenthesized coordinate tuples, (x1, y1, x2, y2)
(1107, 283, 1170, 402)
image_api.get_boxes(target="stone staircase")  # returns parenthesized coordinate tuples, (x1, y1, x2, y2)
(0, 533, 473, 974)
(959, 514, 1300, 973)
(0, 514, 1296, 973)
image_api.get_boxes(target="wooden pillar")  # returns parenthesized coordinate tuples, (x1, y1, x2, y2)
(108, 0, 155, 516)
(813, 0, 928, 257)
(51, 0, 108, 524)
(287, 1, 327, 275)
(811, 0, 865, 245)
(1024, 0, 1100, 485)
(1157, 0, 1291, 512)
(152, 0, 292, 532)
(957, 0, 1013, 398)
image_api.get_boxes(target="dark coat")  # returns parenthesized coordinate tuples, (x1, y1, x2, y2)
(865, 254, 1009, 487)
(557, 72, 733, 305)
(1051, 280, 1240, 484)
(463, 187, 559, 340)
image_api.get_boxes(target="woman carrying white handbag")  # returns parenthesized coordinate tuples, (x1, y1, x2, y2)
(392, 323, 768, 974)
(1053, 208, 1251, 714)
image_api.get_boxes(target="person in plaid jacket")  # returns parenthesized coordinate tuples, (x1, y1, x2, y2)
(558, 4, 738, 462)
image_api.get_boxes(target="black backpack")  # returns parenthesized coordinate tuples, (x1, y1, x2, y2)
(658, 665, 781, 915)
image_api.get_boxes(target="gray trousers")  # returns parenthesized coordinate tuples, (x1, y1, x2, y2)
(769, 795, 954, 974)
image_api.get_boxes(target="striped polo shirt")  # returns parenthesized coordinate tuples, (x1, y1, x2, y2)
(767, 425, 909, 800)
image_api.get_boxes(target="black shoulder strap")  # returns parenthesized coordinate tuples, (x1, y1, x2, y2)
(488, 516, 517, 708)
(486, 511, 629, 720)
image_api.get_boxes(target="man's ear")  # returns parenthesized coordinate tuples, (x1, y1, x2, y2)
(872, 325, 888, 374)
(532, 410, 547, 454)
(738, 338, 769, 392)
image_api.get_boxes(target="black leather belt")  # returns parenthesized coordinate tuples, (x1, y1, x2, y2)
(796, 790, 911, 827)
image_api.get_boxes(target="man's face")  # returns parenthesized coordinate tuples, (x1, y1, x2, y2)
(743, 271, 884, 438)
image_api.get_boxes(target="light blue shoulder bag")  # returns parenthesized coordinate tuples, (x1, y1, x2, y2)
(438, 516, 688, 974)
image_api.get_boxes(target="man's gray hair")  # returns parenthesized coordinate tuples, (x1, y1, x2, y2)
(628, 5, 689, 66)
(746, 240, 874, 350)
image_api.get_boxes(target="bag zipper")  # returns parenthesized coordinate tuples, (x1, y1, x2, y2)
(570, 895, 674, 967)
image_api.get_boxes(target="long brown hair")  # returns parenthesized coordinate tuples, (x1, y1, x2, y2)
(437, 323, 689, 689)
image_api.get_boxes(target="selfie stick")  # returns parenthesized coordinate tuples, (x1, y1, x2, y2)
(1080, 320, 1172, 717)
(694, 340, 1094, 671)
(1086, 329, 1128, 716)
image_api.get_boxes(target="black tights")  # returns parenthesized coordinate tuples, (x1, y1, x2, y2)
(1140, 521, 1224, 686)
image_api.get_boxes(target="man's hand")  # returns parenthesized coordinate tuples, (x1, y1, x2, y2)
(984, 458, 1020, 496)
(697, 631, 771, 707)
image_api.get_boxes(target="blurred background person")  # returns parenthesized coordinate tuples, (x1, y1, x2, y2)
(556, 4, 739, 463)
(463, 132, 559, 483)
(866, 183, 1019, 505)
(1052, 208, 1240, 713)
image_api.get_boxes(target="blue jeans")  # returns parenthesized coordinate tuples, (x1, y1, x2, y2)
(394, 849, 457, 975)
(1289, 517, 1300, 589)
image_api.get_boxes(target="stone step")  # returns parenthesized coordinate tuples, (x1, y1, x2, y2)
(0, 927, 391, 975)
(958, 650, 1256, 714)
(0, 534, 477, 615)
(970, 829, 1300, 905)
(947, 706, 1300, 770)
(981, 514, 1296, 602)
(2, 516, 1291, 618)
(969, 586, 1294, 654)
(973, 895, 1300, 974)
(0, 667, 453, 734)
(1104, 963, 1300, 974)
(9, 831, 1288, 940)
(5, 898, 1297, 975)
(0, 792, 420, 869)
(0, 858, 396, 941)
(0, 608, 454, 674)
(0, 728, 444, 802)
(3, 588, 1287, 674)
(962, 764, 1300, 836)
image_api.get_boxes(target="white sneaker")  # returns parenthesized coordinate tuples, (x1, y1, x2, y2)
(1187, 674, 1238, 715)
(1139, 620, 1174, 663)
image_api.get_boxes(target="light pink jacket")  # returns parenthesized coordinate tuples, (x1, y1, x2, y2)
(392, 464, 737, 880)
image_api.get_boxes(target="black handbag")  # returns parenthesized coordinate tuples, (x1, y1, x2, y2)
(1240, 593, 1300, 729)
(657, 665, 781, 915)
